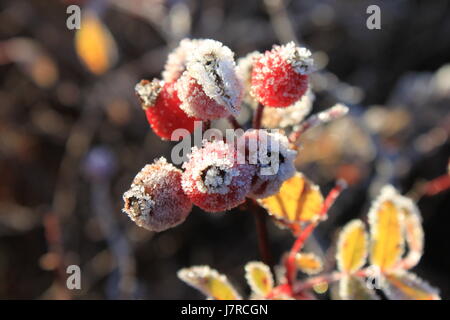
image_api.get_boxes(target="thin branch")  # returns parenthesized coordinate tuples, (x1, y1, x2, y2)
(285, 180, 347, 286)
(227, 116, 242, 130)
(253, 103, 265, 129)
(248, 199, 274, 271)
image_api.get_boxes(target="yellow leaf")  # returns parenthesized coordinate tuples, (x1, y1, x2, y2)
(369, 185, 405, 272)
(75, 11, 117, 75)
(312, 282, 328, 294)
(383, 271, 440, 300)
(258, 172, 323, 231)
(338, 275, 379, 300)
(177, 266, 241, 300)
(336, 219, 368, 273)
(244, 262, 273, 297)
(295, 252, 323, 275)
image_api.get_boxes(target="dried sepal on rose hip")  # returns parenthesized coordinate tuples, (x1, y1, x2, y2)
(239, 129, 297, 199)
(135, 79, 198, 141)
(176, 39, 243, 120)
(181, 140, 256, 212)
(122, 157, 192, 232)
(251, 42, 314, 108)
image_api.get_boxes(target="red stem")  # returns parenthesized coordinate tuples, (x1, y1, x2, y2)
(253, 103, 264, 129)
(227, 116, 242, 130)
(285, 180, 347, 287)
(424, 174, 450, 196)
(248, 199, 274, 271)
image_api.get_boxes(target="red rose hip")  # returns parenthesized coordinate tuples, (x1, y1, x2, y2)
(181, 140, 255, 212)
(122, 157, 193, 232)
(135, 79, 198, 141)
(251, 42, 314, 108)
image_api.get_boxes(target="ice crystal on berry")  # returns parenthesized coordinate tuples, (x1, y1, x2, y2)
(251, 42, 314, 108)
(135, 79, 198, 141)
(162, 38, 203, 83)
(122, 157, 192, 232)
(278, 42, 314, 75)
(177, 39, 243, 120)
(135, 79, 162, 109)
(182, 140, 255, 212)
(241, 130, 297, 199)
(236, 51, 262, 105)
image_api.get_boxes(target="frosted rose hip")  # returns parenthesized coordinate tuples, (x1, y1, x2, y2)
(240, 130, 297, 199)
(162, 38, 204, 83)
(182, 140, 255, 212)
(176, 39, 243, 120)
(122, 157, 192, 231)
(251, 42, 314, 108)
(135, 79, 198, 141)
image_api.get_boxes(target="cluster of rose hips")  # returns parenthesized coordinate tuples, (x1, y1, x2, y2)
(123, 39, 314, 232)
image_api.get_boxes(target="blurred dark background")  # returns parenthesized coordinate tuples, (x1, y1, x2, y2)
(0, 0, 449, 299)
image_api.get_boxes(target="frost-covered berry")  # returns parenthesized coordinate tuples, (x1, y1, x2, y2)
(251, 42, 314, 108)
(122, 157, 192, 232)
(135, 79, 198, 141)
(162, 38, 203, 83)
(182, 140, 255, 212)
(236, 51, 262, 106)
(176, 39, 243, 120)
(240, 130, 297, 199)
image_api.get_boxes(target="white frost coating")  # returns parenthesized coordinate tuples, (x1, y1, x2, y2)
(293, 102, 349, 133)
(243, 130, 297, 199)
(185, 39, 243, 116)
(244, 261, 274, 296)
(122, 185, 155, 225)
(260, 88, 315, 128)
(162, 38, 203, 83)
(382, 270, 440, 300)
(336, 219, 368, 273)
(122, 157, 192, 231)
(394, 191, 424, 269)
(277, 42, 315, 75)
(134, 79, 162, 109)
(317, 103, 349, 122)
(236, 51, 262, 105)
(367, 185, 406, 266)
(339, 275, 380, 300)
(182, 140, 238, 195)
(177, 265, 242, 300)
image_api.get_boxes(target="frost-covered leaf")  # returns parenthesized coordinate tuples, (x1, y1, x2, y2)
(244, 262, 274, 297)
(75, 10, 117, 75)
(338, 275, 379, 300)
(336, 219, 368, 273)
(398, 197, 424, 269)
(295, 252, 323, 275)
(382, 271, 440, 300)
(258, 172, 323, 233)
(369, 185, 405, 272)
(177, 266, 241, 300)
